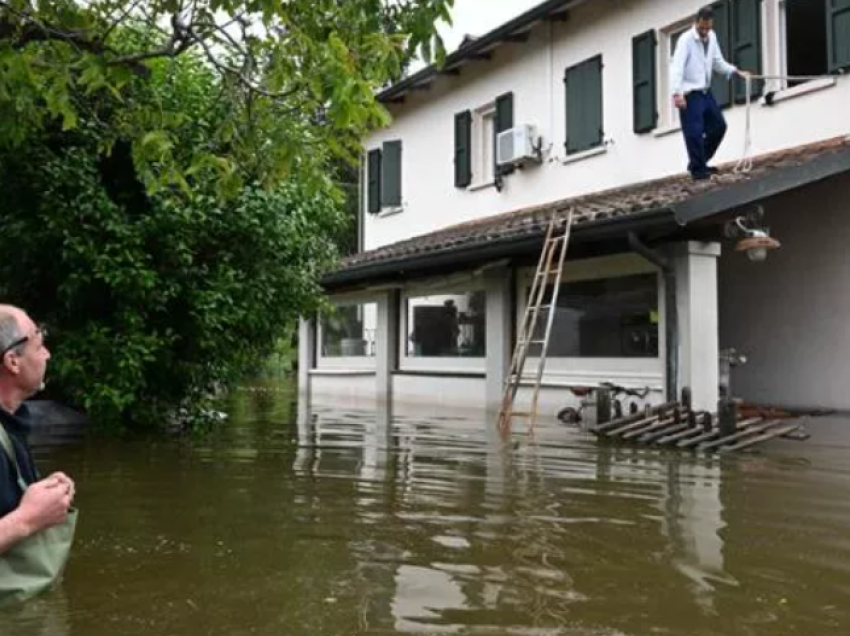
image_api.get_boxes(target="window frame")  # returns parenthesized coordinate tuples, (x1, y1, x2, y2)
(515, 254, 665, 388)
(658, 19, 693, 130)
(471, 102, 497, 189)
(365, 139, 404, 215)
(316, 294, 379, 370)
(399, 282, 488, 374)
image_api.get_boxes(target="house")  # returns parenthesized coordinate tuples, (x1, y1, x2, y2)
(298, 0, 850, 419)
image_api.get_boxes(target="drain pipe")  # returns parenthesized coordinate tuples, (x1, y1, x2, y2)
(628, 233, 678, 403)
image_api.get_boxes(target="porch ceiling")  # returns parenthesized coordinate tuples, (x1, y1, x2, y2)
(324, 136, 850, 290)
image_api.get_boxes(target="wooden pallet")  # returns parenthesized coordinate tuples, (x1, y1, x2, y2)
(589, 405, 809, 454)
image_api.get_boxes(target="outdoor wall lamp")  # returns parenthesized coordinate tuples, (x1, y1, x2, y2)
(724, 207, 781, 262)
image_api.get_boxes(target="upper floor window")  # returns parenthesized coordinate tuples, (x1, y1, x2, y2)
(454, 92, 513, 189)
(367, 140, 402, 214)
(780, 0, 850, 87)
(564, 56, 604, 155)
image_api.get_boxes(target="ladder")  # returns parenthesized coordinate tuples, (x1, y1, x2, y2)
(498, 209, 574, 433)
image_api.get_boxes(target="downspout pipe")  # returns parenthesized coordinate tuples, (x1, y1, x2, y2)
(628, 233, 678, 403)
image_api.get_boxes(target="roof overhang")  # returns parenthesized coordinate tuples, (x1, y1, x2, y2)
(378, 0, 585, 104)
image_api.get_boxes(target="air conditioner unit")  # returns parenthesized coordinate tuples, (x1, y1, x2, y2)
(497, 124, 541, 167)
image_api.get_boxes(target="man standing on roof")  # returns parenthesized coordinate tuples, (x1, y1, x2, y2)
(671, 5, 751, 180)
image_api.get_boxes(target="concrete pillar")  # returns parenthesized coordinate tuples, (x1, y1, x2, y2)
(297, 317, 315, 399)
(484, 266, 513, 415)
(672, 242, 721, 412)
(375, 290, 398, 405)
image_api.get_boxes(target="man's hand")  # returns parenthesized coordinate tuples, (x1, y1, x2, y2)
(13, 475, 74, 536)
(737, 69, 752, 78)
(673, 94, 686, 110)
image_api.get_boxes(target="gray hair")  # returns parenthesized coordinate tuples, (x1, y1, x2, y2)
(0, 310, 24, 356)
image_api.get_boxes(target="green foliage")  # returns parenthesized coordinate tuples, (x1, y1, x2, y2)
(0, 0, 454, 195)
(0, 56, 345, 429)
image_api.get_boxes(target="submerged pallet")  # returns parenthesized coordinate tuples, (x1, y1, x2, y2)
(589, 402, 809, 454)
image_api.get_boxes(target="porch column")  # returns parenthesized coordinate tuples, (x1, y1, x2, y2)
(375, 290, 399, 405)
(672, 242, 721, 412)
(484, 266, 512, 415)
(297, 317, 315, 399)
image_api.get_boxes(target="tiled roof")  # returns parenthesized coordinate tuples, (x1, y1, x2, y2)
(330, 136, 850, 284)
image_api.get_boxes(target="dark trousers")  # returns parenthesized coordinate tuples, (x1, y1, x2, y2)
(679, 90, 727, 177)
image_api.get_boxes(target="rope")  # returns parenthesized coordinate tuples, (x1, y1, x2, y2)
(734, 72, 844, 174)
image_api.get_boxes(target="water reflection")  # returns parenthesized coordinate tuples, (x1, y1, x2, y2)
(2, 390, 850, 636)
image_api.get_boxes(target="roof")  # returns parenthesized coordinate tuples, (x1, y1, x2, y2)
(324, 137, 850, 289)
(379, 0, 579, 104)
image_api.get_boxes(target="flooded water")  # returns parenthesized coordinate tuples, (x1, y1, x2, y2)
(3, 386, 850, 636)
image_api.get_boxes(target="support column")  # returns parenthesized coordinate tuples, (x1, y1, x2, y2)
(375, 290, 398, 406)
(297, 317, 315, 399)
(672, 242, 721, 412)
(484, 266, 513, 416)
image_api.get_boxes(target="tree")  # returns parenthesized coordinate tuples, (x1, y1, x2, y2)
(0, 0, 453, 194)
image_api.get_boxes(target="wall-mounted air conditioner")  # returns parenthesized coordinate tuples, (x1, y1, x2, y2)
(496, 124, 541, 167)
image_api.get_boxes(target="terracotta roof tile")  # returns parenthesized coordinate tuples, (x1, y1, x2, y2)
(338, 136, 850, 273)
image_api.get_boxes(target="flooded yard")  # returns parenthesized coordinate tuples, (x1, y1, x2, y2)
(3, 387, 850, 636)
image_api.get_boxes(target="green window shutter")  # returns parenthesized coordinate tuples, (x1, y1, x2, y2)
(710, 0, 732, 108)
(495, 92, 514, 134)
(381, 140, 402, 207)
(367, 148, 381, 214)
(454, 110, 472, 188)
(565, 56, 603, 154)
(632, 30, 658, 133)
(828, 0, 850, 72)
(731, 0, 763, 103)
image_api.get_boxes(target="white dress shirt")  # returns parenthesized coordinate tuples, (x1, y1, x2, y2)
(670, 26, 737, 96)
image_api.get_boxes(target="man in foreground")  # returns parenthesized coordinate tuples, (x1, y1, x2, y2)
(0, 305, 76, 600)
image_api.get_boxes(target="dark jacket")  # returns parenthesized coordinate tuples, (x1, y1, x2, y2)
(0, 404, 39, 517)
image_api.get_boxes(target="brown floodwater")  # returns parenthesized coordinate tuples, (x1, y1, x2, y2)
(2, 386, 850, 636)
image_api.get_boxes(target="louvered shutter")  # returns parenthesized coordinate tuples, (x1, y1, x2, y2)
(632, 30, 658, 134)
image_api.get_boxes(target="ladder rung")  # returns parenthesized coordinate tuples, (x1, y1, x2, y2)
(536, 269, 562, 278)
(509, 412, 532, 417)
(519, 338, 546, 345)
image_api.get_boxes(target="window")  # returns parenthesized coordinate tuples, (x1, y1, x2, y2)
(455, 92, 512, 189)
(366, 140, 402, 214)
(659, 23, 691, 127)
(405, 291, 486, 358)
(473, 105, 496, 186)
(564, 56, 603, 155)
(526, 273, 659, 358)
(320, 301, 377, 360)
(775, 0, 850, 91)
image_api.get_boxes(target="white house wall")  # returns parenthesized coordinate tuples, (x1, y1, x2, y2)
(364, 0, 850, 252)
(718, 173, 850, 411)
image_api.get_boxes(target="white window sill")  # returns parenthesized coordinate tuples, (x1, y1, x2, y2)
(762, 77, 837, 106)
(653, 122, 682, 138)
(560, 145, 607, 165)
(310, 368, 376, 376)
(378, 205, 404, 218)
(467, 180, 496, 192)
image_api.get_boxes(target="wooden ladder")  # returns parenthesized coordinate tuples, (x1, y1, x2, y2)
(498, 209, 574, 433)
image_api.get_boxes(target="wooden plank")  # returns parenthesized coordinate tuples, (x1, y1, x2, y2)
(678, 429, 720, 448)
(592, 401, 678, 433)
(718, 423, 801, 453)
(621, 414, 678, 440)
(655, 425, 707, 446)
(699, 419, 781, 452)
(603, 414, 660, 438)
(639, 422, 693, 444)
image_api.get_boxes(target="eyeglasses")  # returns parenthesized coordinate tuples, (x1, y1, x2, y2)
(0, 326, 48, 359)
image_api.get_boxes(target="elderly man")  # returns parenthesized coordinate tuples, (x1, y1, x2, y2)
(0, 305, 76, 600)
(671, 5, 751, 180)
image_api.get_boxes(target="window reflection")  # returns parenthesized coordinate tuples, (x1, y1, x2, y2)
(406, 291, 486, 358)
(527, 273, 659, 358)
(321, 302, 377, 357)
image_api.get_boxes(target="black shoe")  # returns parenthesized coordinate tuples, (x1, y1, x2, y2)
(707, 166, 719, 174)
(691, 172, 711, 181)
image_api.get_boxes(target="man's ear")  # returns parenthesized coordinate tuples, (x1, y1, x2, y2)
(1, 351, 19, 375)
